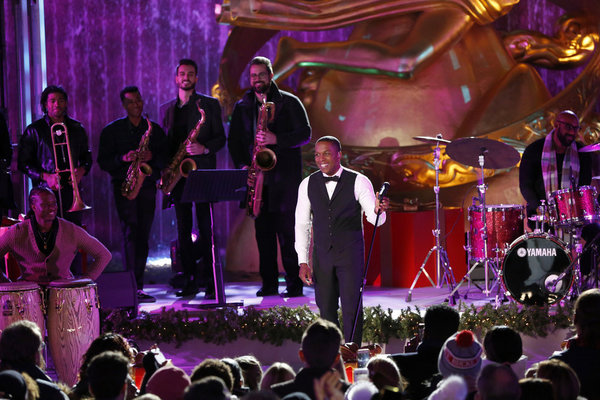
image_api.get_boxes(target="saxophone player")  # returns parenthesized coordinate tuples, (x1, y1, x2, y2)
(98, 86, 167, 303)
(160, 59, 226, 298)
(228, 56, 311, 298)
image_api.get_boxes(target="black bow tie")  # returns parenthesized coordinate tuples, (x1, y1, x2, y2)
(324, 176, 339, 183)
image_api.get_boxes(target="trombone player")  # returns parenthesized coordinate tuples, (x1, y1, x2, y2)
(18, 85, 92, 227)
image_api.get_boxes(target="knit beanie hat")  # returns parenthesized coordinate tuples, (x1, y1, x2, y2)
(438, 330, 482, 379)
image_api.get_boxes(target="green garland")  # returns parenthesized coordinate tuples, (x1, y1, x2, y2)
(101, 302, 574, 347)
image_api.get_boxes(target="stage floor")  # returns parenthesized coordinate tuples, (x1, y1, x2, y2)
(138, 279, 499, 315)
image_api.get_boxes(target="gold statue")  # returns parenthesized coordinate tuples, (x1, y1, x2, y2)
(215, 0, 600, 208)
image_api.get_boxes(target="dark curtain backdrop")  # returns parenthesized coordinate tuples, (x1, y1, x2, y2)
(3, 0, 586, 270)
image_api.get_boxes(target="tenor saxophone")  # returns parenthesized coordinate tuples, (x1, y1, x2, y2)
(121, 115, 153, 200)
(158, 100, 206, 196)
(246, 97, 277, 218)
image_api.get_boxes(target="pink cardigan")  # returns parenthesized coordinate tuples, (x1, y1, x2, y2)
(0, 218, 111, 283)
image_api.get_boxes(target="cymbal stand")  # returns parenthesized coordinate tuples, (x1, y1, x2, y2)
(406, 136, 457, 302)
(449, 150, 497, 303)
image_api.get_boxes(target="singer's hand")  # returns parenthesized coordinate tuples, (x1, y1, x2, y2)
(299, 263, 313, 286)
(375, 194, 390, 214)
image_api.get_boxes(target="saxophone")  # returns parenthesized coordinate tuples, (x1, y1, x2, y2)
(247, 97, 277, 218)
(158, 100, 206, 196)
(121, 115, 153, 200)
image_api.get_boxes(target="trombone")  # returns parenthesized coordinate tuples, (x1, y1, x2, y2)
(50, 123, 91, 216)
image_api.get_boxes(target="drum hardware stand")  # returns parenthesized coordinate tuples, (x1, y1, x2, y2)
(449, 150, 499, 303)
(406, 136, 457, 302)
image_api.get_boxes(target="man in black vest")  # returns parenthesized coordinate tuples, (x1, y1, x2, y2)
(295, 136, 390, 344)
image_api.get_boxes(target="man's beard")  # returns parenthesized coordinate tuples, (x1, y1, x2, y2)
(558, 132, 575, 147)
(253, 81, 271, 94)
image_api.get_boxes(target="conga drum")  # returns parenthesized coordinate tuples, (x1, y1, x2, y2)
(0, 281, 45, 334)
(46, 278, 100, 386)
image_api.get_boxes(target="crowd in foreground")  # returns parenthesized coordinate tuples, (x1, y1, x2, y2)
(0, 288, 599, 400)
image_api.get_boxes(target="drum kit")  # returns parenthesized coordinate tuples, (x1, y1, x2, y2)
(0, 278, 100, 386)
(408, 135, 600, 307)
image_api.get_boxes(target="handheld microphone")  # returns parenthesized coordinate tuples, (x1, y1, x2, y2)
(378, 182, 390, 198)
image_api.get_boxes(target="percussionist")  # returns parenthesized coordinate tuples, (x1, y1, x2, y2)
(0, 187, 110, 283)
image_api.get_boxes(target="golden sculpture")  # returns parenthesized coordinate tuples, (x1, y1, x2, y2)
(215, 0, 600, 209)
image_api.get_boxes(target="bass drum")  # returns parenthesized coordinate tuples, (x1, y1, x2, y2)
(502, 234, 573, 306)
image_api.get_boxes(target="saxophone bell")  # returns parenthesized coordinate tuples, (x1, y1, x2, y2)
(179, 159, 197, 178)
(255, 148, 276, 171)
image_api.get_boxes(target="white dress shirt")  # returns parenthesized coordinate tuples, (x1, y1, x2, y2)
(294, 166, 386, 265)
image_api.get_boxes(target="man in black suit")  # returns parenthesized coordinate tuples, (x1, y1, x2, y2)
(98, 86, 167, 303)
(161, 59, 226, 298)
(228, 56, 311, 297)
(295, 136, 389, 344)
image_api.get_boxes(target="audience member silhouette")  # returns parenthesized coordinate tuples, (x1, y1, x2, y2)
(390, 304, 459, 399)
(518, 378, 556, 400)
(86, 351, 130, 400)
(475, 363, 521, 400)
(551, 288, 600, 400)
(71, 332, 138, 400)
(236, 355, 263, 392)
(271, 319, 349, 399)
(0, 320, 67, 400)
(260, 362, 296, 390)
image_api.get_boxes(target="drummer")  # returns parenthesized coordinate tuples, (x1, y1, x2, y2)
(0, 187, 110, 283)
(519, 110, 599, 275)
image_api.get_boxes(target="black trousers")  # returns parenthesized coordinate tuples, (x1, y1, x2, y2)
(113, 184, 157, 290)
(174, 200, 214, 290)
(313, 248, 364, 344)
(254, 208, 301, 292)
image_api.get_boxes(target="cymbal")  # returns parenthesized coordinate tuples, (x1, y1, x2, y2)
(579, 143, 600, 152)
(413, 135, 451, 144)
(446, 137, 521, 169)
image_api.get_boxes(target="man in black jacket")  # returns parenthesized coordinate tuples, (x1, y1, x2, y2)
(18, 85, 92, 226)
(98, 86, 167, 303)
(161, 59, 226, 298)
(228, 56, 311, 297)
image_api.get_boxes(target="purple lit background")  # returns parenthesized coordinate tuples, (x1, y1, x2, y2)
(1, 0, 588, 271)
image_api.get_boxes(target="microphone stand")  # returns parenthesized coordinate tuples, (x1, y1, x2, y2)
(349, 183, 388, 344)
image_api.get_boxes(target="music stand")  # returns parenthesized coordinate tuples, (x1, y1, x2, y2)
(181, 169, 248, 308)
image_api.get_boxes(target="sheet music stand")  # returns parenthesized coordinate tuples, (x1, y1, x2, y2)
(181, 169, 248, 308)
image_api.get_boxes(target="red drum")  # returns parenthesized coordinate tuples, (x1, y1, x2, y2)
(468, 204, 525, 261)
(549, 186, 599, 226)
(502, 234, 573, 306)
(0, 282, 45, 334)
(46, 278, 100, 386)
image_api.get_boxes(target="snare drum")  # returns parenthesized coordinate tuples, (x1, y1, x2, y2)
(46, 278, 100, 386)
(0, 282, 45, 334)
(468, 204, 525, 261)
(549, 186, 599, 226)
(502, 234, 573, 306)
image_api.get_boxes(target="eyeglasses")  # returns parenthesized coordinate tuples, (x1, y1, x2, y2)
(556, 120, 580, 131)
(250, 72, 269, 80)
